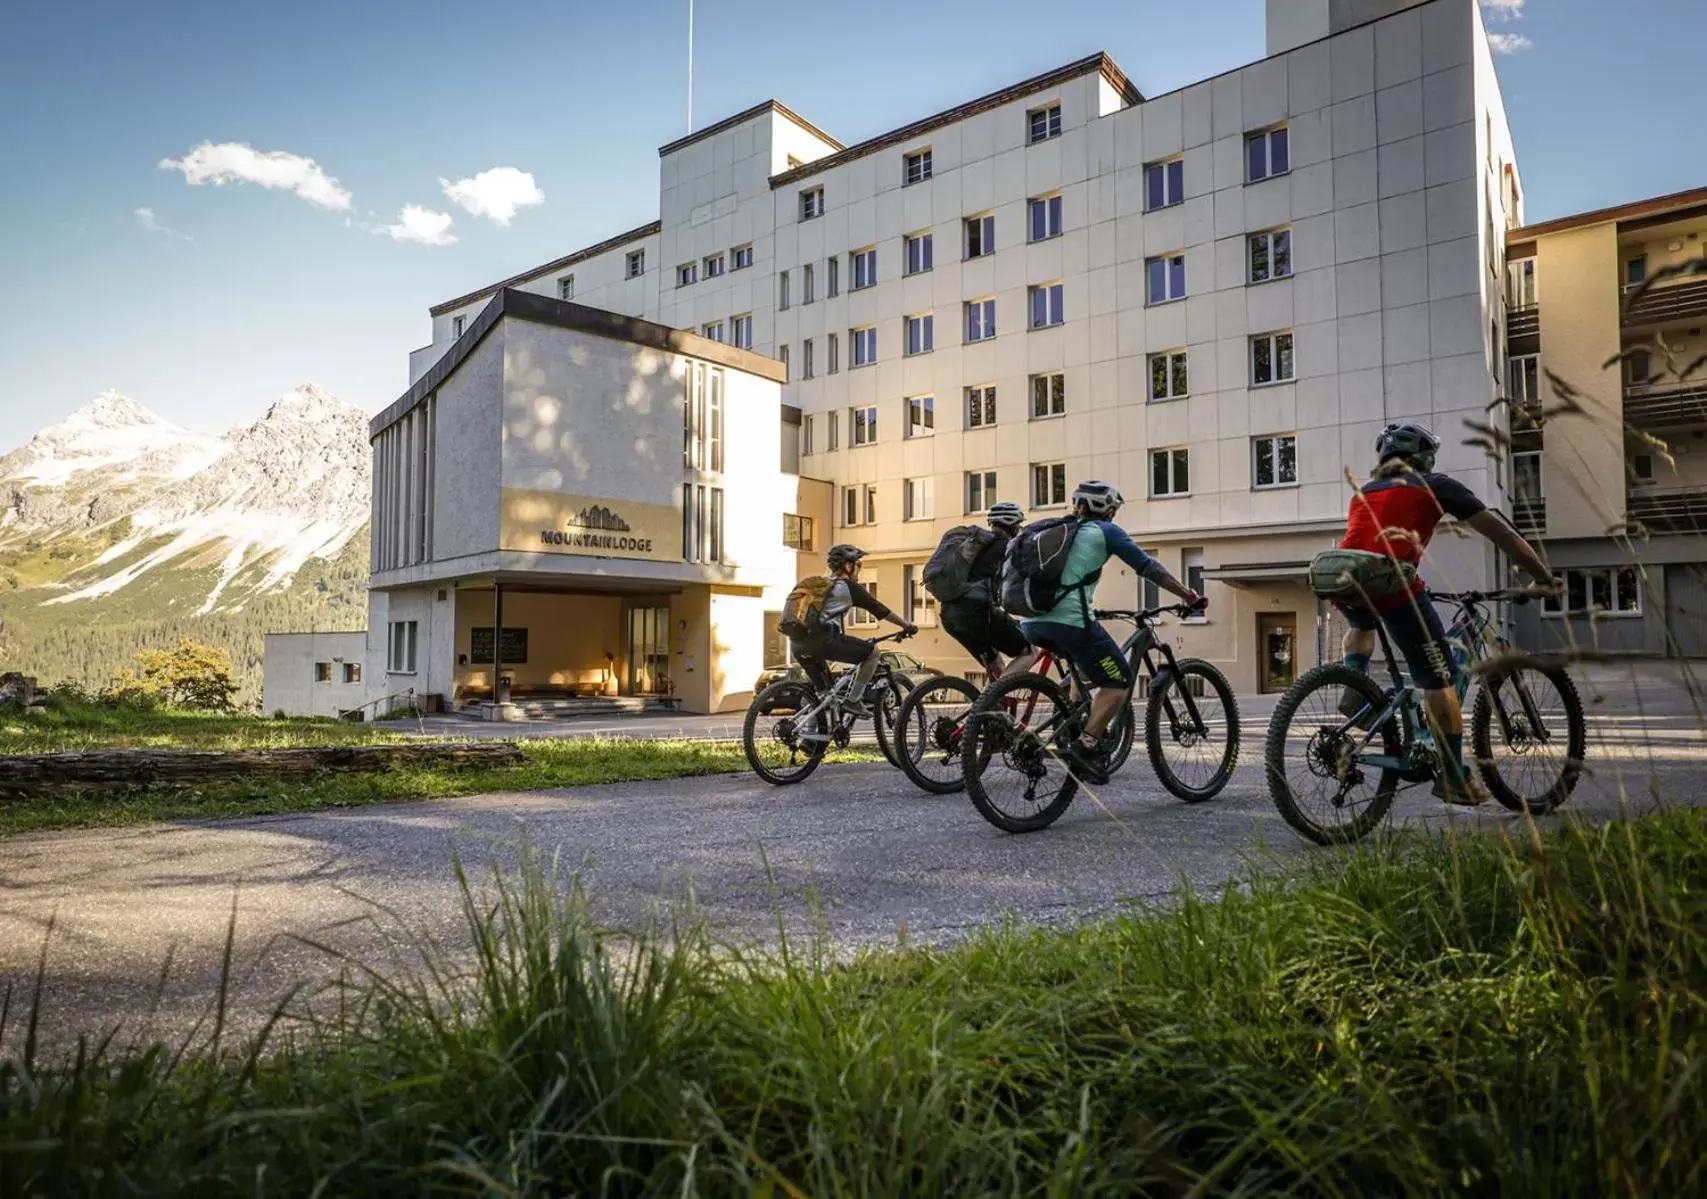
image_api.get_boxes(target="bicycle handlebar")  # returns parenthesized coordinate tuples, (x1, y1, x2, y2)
(1094, 598, 1207, 623)
(1426, 586, 1551, 606)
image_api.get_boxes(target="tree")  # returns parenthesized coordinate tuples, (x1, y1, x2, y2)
(106, 638, 239, 711)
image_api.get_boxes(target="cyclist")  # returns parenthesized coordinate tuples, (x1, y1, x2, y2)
(789, 543, 916, 716)
(937, 501, 1039, 680)
(1018, 481, 1200, 784)
(1334, 421, 1557, 804)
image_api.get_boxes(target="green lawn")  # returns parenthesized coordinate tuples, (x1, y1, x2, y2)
(3, 807, 1702, 1195)
(0, 700, 412, 753)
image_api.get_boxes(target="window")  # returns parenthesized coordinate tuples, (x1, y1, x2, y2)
(851, 247, 876, 289)
(682, 482, 712, 562)
(1543, 568, 1641, 617)
(702, 320, 724, 342)
(848, 576, 879, 626)
(966, 385, 996, 428)
(802, 337, 815, 378)
(964, 298, 996, 342)
(905, 232, 934, 275)
(1149, 350, 1188, 402)
(827, 404, 839, 450)
(1142, 575, 1161, 611)
(343, 662, 362, 684)
(843, 486, 859, 526)
(1029, 282, 1064, 329)
(626, 249, 645, 278)
(1151, 448, 1191, 497)
(1508, 354, 1539, 410)
(865, 484, 878, 526)
(906, 394, 935, 438)
(1252, 434, 1298, 489)
(709, 488, 724, 563)
(1626, 348, 1652, 386)
(966, 470, 997, 513)
(703, 253, 725, 279)
(1251, 331, 1295, 386)
(1626, 255, 1647, 286)
(783, 513, 816, 550)
(827, 255, 839, 296)
(1512, 450, 1541, 501)
(1032, 461, 1067, 507)
(682, 362, 726, 471)
(800, 187, 824, 220)
(904, 149, 933, 185)
(850, 325, 877, 367)
(451, 315, 466, 338)
(1181, 549, 1205, 614)
(1248, 229, 1292, 283)
(965, 213, 995, 259)
(1146, 254, 1186, 304)
(732, 244, 753, 271)
(801, 414, 814, 455)
(731, 313, 753, 349)
(904, 477, 934, 521)
(1145, 158, 1184, 210)
(778, 269, 790, 310)
(1632, 453, 1654, 481)
(1028, 194, 1063, 242)
(387, 621, 418, 674)
(557, 275, 575, 300)
(778, 344, 789, 380)
(851, 404, 878, 446)
(905, 565, 939, 627)
(1030, 372, 1065, 419)
(803, 263, 815, 304)
(827, 331, 839, 374)
(905, 313, 934, 355)
(1028, 103, 1062, 144)
(1246, 126, 1290, 182)
(1506, 258, 1537, 307)
(314, 661, 332, 683)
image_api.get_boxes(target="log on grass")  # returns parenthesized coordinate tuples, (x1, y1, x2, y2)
(0, 743, 529, 798)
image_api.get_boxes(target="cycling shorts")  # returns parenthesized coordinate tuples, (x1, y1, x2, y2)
(940, 599, 1030, 670)
(1019, 619, 1133, 690)
(1337, 596, 1454, 691)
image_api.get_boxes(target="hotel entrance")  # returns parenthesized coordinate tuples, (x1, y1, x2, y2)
(627, 606, 671, 696)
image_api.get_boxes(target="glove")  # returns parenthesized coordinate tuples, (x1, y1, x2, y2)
(903, 622, 919, 637)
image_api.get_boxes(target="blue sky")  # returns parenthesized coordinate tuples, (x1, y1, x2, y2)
(1, 0, 1701, 450)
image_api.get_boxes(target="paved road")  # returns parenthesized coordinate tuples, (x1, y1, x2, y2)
(1, 661, 1701, 1048)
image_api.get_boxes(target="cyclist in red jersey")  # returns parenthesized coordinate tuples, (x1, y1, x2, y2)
(1336, 422, 1557, 804)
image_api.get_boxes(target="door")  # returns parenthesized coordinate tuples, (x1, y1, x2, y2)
(1666, 564, 1707, 658)
(1259, 613, 1297, 693)
(627, 607, 671, 695)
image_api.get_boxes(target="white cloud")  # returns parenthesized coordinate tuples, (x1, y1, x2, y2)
(158, 142, 353, 211)
(440, 167, 544, 225)
(1480, 0, 1526, 18)
(133, 207, 193, 242)
(1487, 32, 1533, 53)
(382, 204, 457, 246)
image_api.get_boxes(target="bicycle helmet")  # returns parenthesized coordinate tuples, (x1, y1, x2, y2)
(826, 543, 866, 572)
(1374, 421, 1441, 472)
(986, 501, 1026, 531)
(1071, 480, 1124, 517)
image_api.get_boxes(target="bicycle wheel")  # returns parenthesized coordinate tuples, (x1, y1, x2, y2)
(963, 671, 1080, 833)
(872, 675, 914, 769)
(1265, 663, 1403, 845)
(1146, 659, 1240, 802)
(893, 674, 981, 794)
(743, 681, 829, 786)
(1471, 657, 1585, 814)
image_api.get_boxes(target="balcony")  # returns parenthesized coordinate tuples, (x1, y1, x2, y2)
(1625, 380, 1707, 430)
(1622, 277, 1707, 329)
(1506, 305, 1540, 355)
(1511, 497, 1546, 535)
(1626, 485, 1707, 535)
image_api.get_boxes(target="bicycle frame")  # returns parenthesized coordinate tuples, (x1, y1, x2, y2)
(787, 631, 909, 738)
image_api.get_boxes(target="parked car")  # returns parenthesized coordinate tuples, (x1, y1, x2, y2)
(753, 650, 938, 694)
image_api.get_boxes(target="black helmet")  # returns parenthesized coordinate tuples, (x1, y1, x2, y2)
(1070, 479, 1124, 517)
(826, 543, 866, 572)
(986, 501, 1025, 531)
(1375, 422, 1440, 472)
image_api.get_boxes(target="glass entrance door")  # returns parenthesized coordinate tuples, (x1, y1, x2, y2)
(627, 607, 671, 696)
(1259, 614, 1297, 693)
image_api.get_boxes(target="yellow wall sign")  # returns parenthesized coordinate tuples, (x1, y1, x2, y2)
(500, 488, 679, 561)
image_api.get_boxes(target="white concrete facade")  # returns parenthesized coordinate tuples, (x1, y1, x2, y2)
(406, 0, 1523, 695)
(262, 632, 368, 718)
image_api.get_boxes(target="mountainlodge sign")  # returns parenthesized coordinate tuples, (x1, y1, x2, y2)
(499, 488, 678, 562)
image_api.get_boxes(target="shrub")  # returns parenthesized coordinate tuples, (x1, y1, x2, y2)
(103, 638, 239, 711)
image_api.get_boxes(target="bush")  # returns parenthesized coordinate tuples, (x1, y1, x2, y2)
(102, 638, 239, 711)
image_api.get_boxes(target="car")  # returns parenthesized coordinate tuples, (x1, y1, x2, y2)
(753, 649, 938, 694)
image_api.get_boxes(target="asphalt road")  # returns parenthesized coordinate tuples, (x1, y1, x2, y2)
(1, 661, 1701, 1049)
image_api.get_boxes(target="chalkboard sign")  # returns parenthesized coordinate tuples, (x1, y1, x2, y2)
(470, 627, 529, 665)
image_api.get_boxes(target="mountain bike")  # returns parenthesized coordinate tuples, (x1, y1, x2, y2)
(1264, 588, 1585, 845)
(890, 649, 1136, 795)
(959, 603, 1240, 832)
(742, 631, 915, 785)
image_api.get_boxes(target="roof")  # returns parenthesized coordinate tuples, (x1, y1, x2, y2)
(658, 98, 843, 159)
(769, 52, 1141, 190)
(1507, 185, 1707, 242)
(374, 290, 787, 439)
(428, 220, 661, 318)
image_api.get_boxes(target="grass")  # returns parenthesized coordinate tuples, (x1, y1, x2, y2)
(2, 807, 1703, 1195)
(0, 694, 413, 753)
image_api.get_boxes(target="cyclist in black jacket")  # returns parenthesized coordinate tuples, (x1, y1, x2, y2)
(937, 501, 1037, 679)
(788, 543, 915, 716)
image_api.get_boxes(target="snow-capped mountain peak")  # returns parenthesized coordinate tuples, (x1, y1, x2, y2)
(0, 390, 226, 486)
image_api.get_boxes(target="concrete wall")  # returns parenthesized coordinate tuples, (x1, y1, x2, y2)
(432, 326, 504, 560)
(263, 632, 368, 718)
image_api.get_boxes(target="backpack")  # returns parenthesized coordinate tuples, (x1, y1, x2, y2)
(1308, 548, 1417, 604)
(999, 516, 1095, 618)
(922, 526, 999, 603)
(779, 575, 836, 638)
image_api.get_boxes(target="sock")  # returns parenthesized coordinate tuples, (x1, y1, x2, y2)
(1343, 652, 1372, 675)
(1443, 731, 1467, 781)
(848, 653, 880, 700)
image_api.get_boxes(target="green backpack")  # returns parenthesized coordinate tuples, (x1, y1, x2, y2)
(1309, 548, 1417, 604)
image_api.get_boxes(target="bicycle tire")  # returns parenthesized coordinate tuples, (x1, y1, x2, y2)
(1146, 658, 1240, 802)
(963, 671, 1080, 833)
(872, 675, 914, 769)
(743, 681, 829, 786)
(1265, 663, 1402, 845)
(893, 674, 982, 794)
(1471, 658, 1585, 814)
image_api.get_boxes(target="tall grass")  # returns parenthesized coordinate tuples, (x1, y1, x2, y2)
(3, 808, 1704, 1195)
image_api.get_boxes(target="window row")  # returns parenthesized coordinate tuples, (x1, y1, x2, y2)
(797, 375, 1068, 453)
(675, 243, 755, 288)
(681, 362, 726, 472)
(681, 483, 725, 564)
(1542, 567, 1641, 618)
(696, 313, 753, 349)
(312, 661, 363, 685)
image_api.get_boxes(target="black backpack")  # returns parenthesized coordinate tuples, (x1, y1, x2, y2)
(999, 516, 1095, 618)
(922, 526, 998, 603)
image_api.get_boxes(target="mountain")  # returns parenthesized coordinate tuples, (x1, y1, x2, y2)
(0, 386, 372, 705)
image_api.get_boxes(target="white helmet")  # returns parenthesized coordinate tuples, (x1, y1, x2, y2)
(986, 501, 1025, 531)
(1071, 480, 1124, 517)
